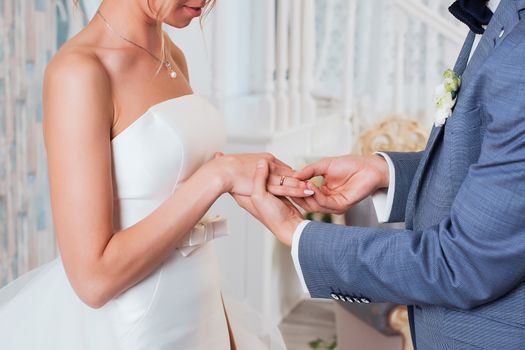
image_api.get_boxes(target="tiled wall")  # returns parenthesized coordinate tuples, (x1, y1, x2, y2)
(0, 1, 57, 287)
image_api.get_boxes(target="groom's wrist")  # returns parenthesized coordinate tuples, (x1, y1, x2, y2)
(291, 220, 311, 294)
(371, 153, 391, 189)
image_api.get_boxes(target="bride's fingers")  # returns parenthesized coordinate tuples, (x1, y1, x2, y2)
(267, 174, 306, 188)
(268, 161, 295, 177)
(270, 167, 296, 178)
(268, 185, 315, 198)
(232, 193, 259, 215)
(270, 157, 293, 170)
(266, 174, 312, 197)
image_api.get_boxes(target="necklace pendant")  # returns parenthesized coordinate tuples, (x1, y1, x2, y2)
(164, 61, 177, 79)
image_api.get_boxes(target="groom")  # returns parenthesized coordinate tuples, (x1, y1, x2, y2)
(235, 0, 525, 348)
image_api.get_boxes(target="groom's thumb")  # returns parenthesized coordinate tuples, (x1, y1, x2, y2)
(253, 159, 269, 198)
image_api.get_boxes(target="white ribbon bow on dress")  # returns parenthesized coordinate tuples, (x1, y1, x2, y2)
(177, 216, 229, 257)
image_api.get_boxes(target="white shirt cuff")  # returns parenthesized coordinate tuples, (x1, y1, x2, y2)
(371, 152, 396, 223)
(291, 220, 311, 295)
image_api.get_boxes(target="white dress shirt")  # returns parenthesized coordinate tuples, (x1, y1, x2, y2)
(291, 0, 502, 295)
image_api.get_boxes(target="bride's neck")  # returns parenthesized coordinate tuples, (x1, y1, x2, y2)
(94, 0, 162, 53)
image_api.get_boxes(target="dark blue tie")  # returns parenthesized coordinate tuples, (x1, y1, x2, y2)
(449, 0, 493, 34)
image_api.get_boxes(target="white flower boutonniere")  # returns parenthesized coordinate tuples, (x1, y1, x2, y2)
(434, 69, 461, 127)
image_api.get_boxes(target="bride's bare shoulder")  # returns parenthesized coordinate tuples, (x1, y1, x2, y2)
(44, 41, 111, 96)
(42, 41, 113, 138)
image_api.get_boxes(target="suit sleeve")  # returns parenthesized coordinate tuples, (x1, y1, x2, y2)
(381, 152, 423, 223)
(298, 41, 525, 310)
(371, 152, 421, 224)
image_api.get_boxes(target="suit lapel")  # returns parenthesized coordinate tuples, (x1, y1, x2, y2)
(405, 0, 523, 229)
(461, 0, 520, 87)
(404, 32, 475, 228)
(453, 31, 476, 76)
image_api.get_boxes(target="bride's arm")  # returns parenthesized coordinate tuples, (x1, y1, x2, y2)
(43, 52, 304, 309)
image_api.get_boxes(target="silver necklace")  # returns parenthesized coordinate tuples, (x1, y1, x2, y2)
(96, 10, 177, 79)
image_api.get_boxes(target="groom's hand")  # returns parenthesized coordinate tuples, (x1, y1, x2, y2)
(232, 160, 304, 247)
(292, 155, 390, 214)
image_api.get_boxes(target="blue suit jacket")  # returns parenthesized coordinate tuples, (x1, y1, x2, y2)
(298, 0, 525, 348)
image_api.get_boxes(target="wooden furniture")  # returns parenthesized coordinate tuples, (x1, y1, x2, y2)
(335, 303, 403, 350)
(389, 305, 413, 350)
(353, 116, 429, 155)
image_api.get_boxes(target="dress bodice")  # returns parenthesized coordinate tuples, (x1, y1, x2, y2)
(0, 94, 285, 350)
(110, 94, 226, 231)
(104, 94, 231, 348)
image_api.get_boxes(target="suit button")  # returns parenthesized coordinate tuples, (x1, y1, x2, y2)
(330, 293, 340, 301)
(353, 297, 361, 304)
(344, 296, 354, 303)
(360, 297, 371, 304)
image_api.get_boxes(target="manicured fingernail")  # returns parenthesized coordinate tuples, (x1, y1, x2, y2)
(257, 160, 266, 168)
(304, 190, 315, 196)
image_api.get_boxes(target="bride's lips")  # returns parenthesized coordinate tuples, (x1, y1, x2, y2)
(183, 5, 203, 17)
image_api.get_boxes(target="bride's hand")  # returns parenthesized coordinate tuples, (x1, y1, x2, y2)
(209, 153, 314, 197)
(232, 160, 305, 247)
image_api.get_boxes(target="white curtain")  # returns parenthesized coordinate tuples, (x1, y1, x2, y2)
(314, 0, 466, 130)
(0, 0, 57, 287)
(0, 0, 102, 288)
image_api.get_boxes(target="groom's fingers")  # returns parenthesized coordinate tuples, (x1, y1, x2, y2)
(300, 195, 330, 213)
(312, 188, 354, 214)
(290, 197, 317, 212)
(294, 159, 330, 180)
(292, 192, 342, 213)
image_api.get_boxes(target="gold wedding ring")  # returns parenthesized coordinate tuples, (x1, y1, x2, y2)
(280, 176, 286, 186)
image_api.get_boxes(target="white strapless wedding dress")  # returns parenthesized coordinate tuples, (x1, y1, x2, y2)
(0, 94, 286, 350)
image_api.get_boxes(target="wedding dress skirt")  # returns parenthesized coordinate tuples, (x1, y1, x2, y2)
(0, 95, 286, 349)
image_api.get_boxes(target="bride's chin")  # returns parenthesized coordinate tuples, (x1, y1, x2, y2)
(164, 16, 195, 28)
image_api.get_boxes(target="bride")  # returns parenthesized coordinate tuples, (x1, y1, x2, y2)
(0, 0, 314, 348)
